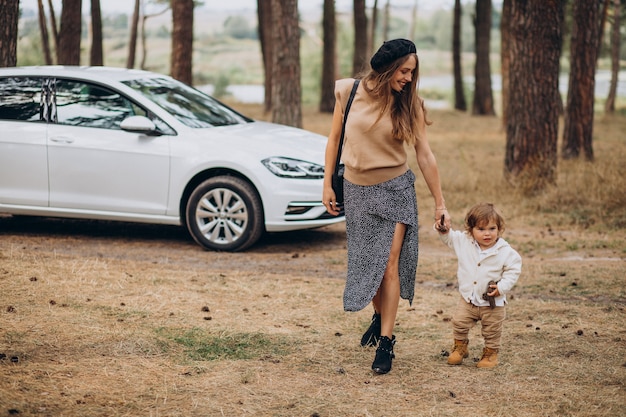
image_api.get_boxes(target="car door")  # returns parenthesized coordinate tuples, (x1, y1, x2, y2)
(47, 79, 172, 215)
(0, 76, 49, 207)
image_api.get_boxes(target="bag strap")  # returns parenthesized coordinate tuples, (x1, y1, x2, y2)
(334, 79, 360, 174)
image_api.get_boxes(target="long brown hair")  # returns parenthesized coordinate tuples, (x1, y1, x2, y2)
(359, 53, 431, 145)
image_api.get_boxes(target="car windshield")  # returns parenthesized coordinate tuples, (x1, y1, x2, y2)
(123, 77, 251, 128)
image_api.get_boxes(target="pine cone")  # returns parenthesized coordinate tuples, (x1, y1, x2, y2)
(482, 280, 497, 309)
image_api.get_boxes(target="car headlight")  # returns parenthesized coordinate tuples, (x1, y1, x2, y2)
(262, 157, 324, 179)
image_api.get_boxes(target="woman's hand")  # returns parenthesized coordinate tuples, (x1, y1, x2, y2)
(323, 186, 341, 216)
(322, 102, 344, 217)
(435, 208, 450, 232)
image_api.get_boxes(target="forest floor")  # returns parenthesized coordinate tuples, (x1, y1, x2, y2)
(1, 108, 624, 417)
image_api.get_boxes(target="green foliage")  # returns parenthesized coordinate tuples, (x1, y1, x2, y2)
(419, 87, 450, 101)
(223, 15, 257, 40)
(18, 7, 36, 20)
(429, 9, 455, 51)
(17, 36, 44, 67)
(103, 14, 129, 31)
(157, 327, 290, 361)
(110, 41, 127, 51)
(336, 19, 354, 78)
(211, 73, 231, 99)
(155, 25, 171, 39)
(81, 16, 88, 39)
(385, 16, 410, 41)
(18, 17, 39, 38)
(301, 37, 322, 104)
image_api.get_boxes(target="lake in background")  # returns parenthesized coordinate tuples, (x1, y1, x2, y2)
(200, 70, 626, 110)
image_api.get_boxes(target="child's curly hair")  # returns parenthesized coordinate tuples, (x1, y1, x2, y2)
(464, 203, 505, 235)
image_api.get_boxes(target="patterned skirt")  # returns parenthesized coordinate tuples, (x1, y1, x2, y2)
(342, 169, 419, 312)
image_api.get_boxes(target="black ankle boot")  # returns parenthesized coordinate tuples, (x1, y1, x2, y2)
(360, 313, 381, 347)
(371, 335, 395, 374)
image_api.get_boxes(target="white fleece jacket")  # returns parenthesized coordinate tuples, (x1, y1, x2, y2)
(439, 229, 522, 307)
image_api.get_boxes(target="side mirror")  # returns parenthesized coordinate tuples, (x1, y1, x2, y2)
(120, 115, 157, 134)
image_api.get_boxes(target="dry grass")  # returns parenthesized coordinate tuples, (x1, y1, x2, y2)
(1, 108, 625, 417)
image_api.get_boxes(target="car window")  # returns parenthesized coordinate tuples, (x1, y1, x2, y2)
(123, 77, 252, 128)
(0, 77, 45, 122)
(54, 80, 145, 129)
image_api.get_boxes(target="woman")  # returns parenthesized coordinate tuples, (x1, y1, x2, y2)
(323, 39, 450, 374)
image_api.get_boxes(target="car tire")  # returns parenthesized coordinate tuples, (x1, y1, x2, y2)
(185, 176, 264, 251)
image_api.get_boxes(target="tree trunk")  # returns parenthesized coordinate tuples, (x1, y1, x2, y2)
(605, 0, 620, 114)
(127, 0, 140, 68)
(453, 0, 466, 111)
(352, 0, 368, 75)
(505, 0, 563, 192)
(500, 0, 510, 126)
(90, 0, 103, 66)
(562, 0, 604, 161)
(369, 0, 378, 55)
(257, 0, 273, 113)
(472, 0, 495, 115)
(141, 13, 148, 69)
(408, 0, 417, 40)
(320, 0, 337, 113)
(270, 0, 302, 128)
(140, 6, 169, 70)
(57, 0, 82, 65)
(48, 0, 60, 54)
(0, 0, 19, 67)
(382, 0, 390, 41)
(38, 0, 53, 65)
(170, 0, 194, 85)
(598, 0, 611, 61)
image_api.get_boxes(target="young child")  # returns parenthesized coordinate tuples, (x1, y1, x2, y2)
(435, 203, 522, 368)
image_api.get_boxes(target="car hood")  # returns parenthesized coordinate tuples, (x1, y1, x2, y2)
(196, 121, 329, 165)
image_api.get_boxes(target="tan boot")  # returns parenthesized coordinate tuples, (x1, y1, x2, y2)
(447, 339, 469, 365)
(477, 347, 499, 368)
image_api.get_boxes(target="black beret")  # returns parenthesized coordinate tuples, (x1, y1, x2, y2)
(370, 39, 417, 72)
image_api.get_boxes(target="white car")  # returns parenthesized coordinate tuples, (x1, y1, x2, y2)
(0, 66, 343, 251)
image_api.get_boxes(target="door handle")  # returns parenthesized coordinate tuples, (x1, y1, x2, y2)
(49, 136, 75, 144)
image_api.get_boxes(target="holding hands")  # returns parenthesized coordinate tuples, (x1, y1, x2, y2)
(434, 207, 451, 234)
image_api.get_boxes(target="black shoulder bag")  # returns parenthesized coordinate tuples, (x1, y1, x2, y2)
(332, 79, 360, 206)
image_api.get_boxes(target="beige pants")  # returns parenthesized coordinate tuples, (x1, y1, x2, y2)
(451, 296, 506, 350)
